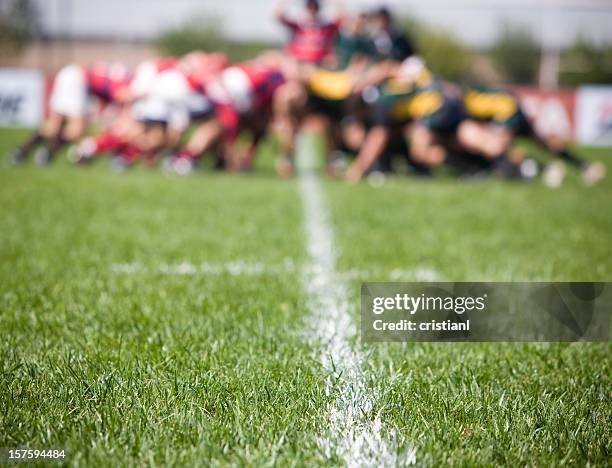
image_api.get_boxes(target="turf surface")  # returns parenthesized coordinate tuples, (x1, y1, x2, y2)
(325, 145, 612, 466)
(0, 128, 610, 466)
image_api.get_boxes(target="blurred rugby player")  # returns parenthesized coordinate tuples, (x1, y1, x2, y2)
(276, 0, 344, 67)
(10, 62, 132, 165)
(369, 7, 415, 63)
(166, 53, 286, 174)
(72, 56, 178, 168)
(346, 57, 494, 182)
(460, 85, 606, 186)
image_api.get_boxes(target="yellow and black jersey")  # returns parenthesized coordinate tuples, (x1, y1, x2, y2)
(462, 87, 519, 123)
(306, 69, 354, 102)
(376, 78, 445, 122)
(390, 90, 445, 121)
(462, 85, 533, 134)
(371, 78, 464, 133)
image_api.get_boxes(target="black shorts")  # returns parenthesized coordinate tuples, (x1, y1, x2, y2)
(420, 97, 466, 134)
(190, 108, 215, 123)
(307, 94, 347, 120)
(500, 109, 533, 136)
(141, 118, 167, 127)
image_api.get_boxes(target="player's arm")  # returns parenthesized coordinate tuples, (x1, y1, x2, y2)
(346, 53, 369, 77)
(345, 126, 389, 183)
(354, 60, 399, 93)
(274, 0, 288, 18)
(111, 84, 134, 106)
(275, 0, 298, 28)
(329, 0, 346, 24)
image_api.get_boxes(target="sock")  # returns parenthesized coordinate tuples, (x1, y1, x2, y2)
(409, 161, 432, 177)
(492, 153, 521, 178)
(177, 148, 199, 160)
(47, 135, 68, 157)
(94, 131, 125, 154)
(19, 132, 45, 154)
(557, 148, 587, 169)
(119, 145, 141, 162)
(213, 147, 226, 170)
(444, 152, 489, 175)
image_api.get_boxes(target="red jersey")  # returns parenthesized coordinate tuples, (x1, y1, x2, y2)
(279, 15, 340, 64)
(234, 63, 286, 109)
(152, 57, 178, 73)
(84, 62, 133, 103)
(211, 62, 285, 143)
(179, 52, 228, 93)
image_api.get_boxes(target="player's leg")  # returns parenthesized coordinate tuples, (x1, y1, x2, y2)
(325, 117, 367, 176)
(272, 80, 307, 177)
(407, 119, 503, 178)
(530, 128, 606, 186)
(9, 111, 59, 164)
(456, 120, 513, 160)
(32, 115, 86, 166)
(345, 125, 390, 183)
(392, 124, 431, 177)
(181, 119, 222, 160)
(165, 118, 223, 175)
(73, 111, 143, 165)
(455, 120, 528, 178)
(301, 112, 340, 176)
(10, 65, 80, 163)
(235, 110, 273, 172)
(407, 122, 441, 167)
(10, 126, 51, 164)
(341, 118, 366, 153)
(37, 65, 90, 165)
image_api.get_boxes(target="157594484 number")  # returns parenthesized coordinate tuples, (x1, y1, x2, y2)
(3, 448, 67, 461)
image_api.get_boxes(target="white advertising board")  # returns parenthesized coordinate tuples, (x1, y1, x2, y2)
(0, 68, 44, 127)
(576, 86, 612, 147)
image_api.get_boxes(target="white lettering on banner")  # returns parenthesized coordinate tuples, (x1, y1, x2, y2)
(536, 98, 572, 138)
(518, 91, 574, 139)
(0, 69, 44, 127)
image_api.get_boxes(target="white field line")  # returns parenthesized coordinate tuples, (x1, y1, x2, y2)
(110, 260, 297, 276)
(296, 135, 414, 467)
(111, 261, 441, 282)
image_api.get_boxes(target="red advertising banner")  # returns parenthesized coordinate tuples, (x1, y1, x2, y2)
(514, 87, 577, 140)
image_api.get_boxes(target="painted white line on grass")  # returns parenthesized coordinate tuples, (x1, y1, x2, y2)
(111, 261, 441, 282)
(296, 135, 413, 467)
(110, 260, 298, 277)
(160, 259, 296, 276)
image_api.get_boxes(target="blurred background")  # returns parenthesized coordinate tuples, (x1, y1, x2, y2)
(1, 0, 612, 144)
(2, 0, 612, 85)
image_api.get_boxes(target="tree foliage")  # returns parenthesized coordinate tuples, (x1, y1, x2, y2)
(560, 38, 612, 86)
(0, 0, 37, 51)
(155, 19, 271, 62)
(400, 17, 474, 81)
(490, 25, 541, 84)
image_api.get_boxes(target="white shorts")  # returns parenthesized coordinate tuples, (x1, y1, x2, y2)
(49, 65, 89, 118)
(130, 61, 160, 100)
(131, 96, 171, 123)
(136, 69, 213, 131)
(151, 69, 190, 102)
(166, 92, 213, 132)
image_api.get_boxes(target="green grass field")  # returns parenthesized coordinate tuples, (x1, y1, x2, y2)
(1, 127, 611, 466)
